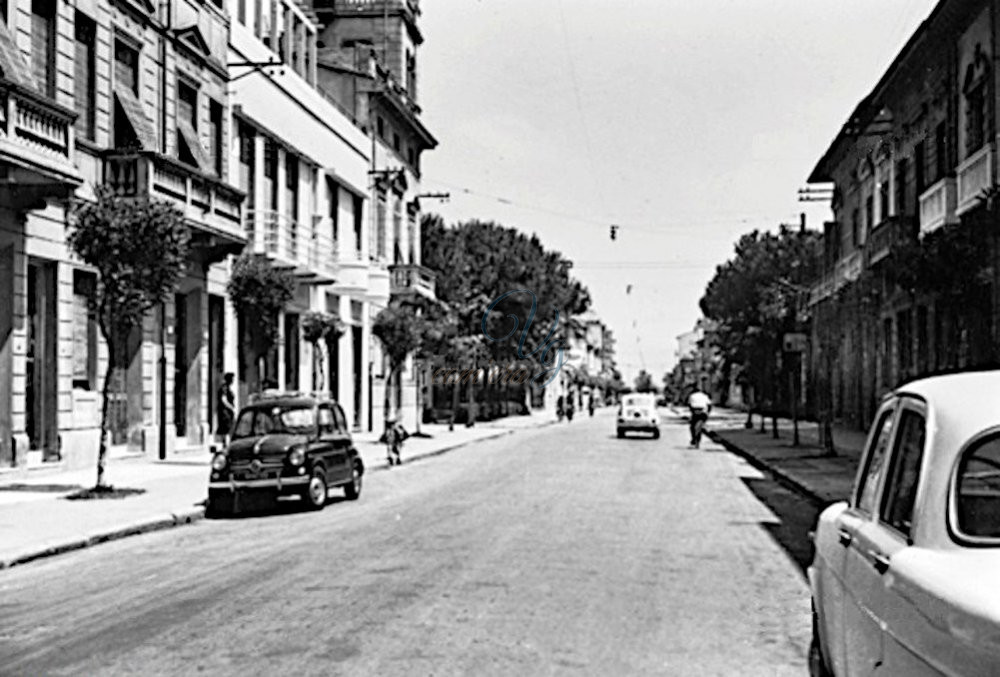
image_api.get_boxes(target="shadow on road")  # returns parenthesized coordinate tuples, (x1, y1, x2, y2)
(205, 493, 350, 520)
(739, 476, 819, 578)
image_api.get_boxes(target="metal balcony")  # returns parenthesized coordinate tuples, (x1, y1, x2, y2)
(388, 262, 436, 300)
(865, 215, 916, 267)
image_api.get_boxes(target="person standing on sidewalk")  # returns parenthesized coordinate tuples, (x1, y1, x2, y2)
(216, 372, 236, 447)
(687, 387, 712, 448)
(385, 414, 409, 467)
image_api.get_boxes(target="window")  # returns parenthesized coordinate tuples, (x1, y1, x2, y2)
(914, 141, 926, 194)
(916, 305, 928, 373)
(393, 132, 400, 152)
(74, 13, 97, 141)
(881, 317, 894, 388)
(856, 407, 896, 513)
(966, 82, 987, 154)
(375, 189, 386, 259)
(392, 196, 402, 263)
(864, 195, 874, 241)
(264, 137, 278, 210)
(895, 158, 907, 217)
(878, 180, 889, 223)
(237, 121, 255, 198)
(177, 81, 197, 130)
(376, 116, 384, 138)
(333, 404, 348, 433)
(72, 271, 98, 390)
(879, 409, 925, 538)
(237, 0, 246, 25)
(30, 0, 56, 97)
(327, 177, 340, 242)
(407, 208, 416, 262)
(317, 405, 335, 435)
(956, 435, 1000, 539)
(285, 153, 299, 221)
(208, 99, 223, 177)
(353, 194, 363, 255)
(934, 122, 947, 181)
(406, 50, 417, 98)
(114, 39, 139, 95)
(897, 309, 912, 378)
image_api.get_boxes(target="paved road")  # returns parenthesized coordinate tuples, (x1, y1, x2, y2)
(0, 410, 816, 676)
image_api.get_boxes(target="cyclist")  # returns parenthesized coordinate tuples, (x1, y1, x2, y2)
(687, 387, 712, 448)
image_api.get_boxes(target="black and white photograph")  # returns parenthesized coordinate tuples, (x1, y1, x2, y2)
(0, 0, 997, 674)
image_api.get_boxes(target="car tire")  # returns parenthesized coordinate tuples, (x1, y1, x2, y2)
(652, 429, 660, 439)
(304, 467, 327, 511)
(344, 463, 362, 501)
(808, 607, 833, 677)
(617, 429, 625, 439)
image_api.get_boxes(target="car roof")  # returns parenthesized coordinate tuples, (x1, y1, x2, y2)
(243, 395, 323, 409)
(894, 370, 1000, 436)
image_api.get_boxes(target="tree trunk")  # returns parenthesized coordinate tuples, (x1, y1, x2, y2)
(97, 353, 113, 489)
(449, 374, 459, 432)
(383, 363, 397, 434)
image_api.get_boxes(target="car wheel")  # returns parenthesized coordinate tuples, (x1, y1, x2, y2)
(305, 467, 327, 511)
(808, 607, 833, 677)
(344, 463, 362, 501)
(617, 429, 625, 439)
(652, 428, 660, 439)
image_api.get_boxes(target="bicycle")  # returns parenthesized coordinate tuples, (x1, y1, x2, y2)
(689, 409, 709, 448)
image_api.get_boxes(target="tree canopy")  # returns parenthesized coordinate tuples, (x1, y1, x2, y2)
(421, 215, 592, 375)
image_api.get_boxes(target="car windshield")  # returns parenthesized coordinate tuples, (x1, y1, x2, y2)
(232, 406, 316, 439)
(623, 395, 655, 409)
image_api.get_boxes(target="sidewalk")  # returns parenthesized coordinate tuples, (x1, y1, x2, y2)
(700, 408, 869, 507)
(0, 413, 557, 570)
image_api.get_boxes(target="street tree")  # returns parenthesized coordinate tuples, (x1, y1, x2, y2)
(227, 253, 296, 395)
(373, 298, 428, 431)
(68, 186, 190, 490)
(700, 225, 820, 415)
(301, 311, 345, 394)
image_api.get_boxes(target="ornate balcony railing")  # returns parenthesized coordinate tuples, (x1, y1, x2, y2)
(389, 262, 436, 299)
(919, 177, 957, 236)
(244, 209, 305, 266)
(957, 144, 993, 217)
(103, 150, 244, 239)
(865, 215, 916, 267)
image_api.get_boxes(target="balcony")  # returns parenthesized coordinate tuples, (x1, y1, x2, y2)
(308, 216, 338, 282)
(244, 209, 325, 278)
(366, 260, 390, 305)
(865, 215, 916, 267)
(331, 247, 368, 293)
(0, 82, 81, 208)
(918, 177, 957, 236)
(104, 151, 245, 253)
(957, 144, 993, 217)
(389, 263, 436, 300)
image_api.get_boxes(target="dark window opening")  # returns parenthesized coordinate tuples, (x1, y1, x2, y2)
(74, 13, 97, 141)
(30, 0, 56, 97)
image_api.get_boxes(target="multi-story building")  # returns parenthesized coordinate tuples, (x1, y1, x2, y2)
(0, 0, 437, 473)
(225, 0, 374, 432)
(312, 0, 437, 433)
(806, 0, 999, 430)
(0, 0, 246, 470)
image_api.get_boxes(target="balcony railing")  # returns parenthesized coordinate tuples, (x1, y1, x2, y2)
(865, 215, 916, 267)
(103, 151, 244, 239)
(389, 262, 436, 299)
(957, 144, 993, 216)
(309, 216, 338, 279)
(919, 177, 957, 236)
(244, 209, 305, 266)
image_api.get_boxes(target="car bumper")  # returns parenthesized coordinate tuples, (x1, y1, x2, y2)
(618, 421, 659, 430)
(209, 476, 310, 492)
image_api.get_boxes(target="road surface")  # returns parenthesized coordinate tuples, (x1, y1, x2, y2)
(0, 409, 816, 676)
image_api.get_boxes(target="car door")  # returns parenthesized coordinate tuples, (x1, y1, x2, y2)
(840, 398, 899, 676)
(868, 400, 936, 676)
(318, 403, 351, 483)
(331, 403, 354, 479)
(315, 405, 344, 483)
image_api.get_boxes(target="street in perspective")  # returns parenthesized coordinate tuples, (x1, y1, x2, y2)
(3, 0, 1000, 674)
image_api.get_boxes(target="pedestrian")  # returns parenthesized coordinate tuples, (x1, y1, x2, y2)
(566, 392, 575, 422)
(385, 414, 409, 467)
(216, 372, 236, 447)
(588, 393, 595, 417)
(556, 394, 565, 421)
(687, 386, 712, 448)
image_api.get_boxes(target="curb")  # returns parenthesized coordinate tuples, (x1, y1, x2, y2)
(0, 505, 206, 571)
(0, 420, 556, 571)
(706, 430, 830, 509)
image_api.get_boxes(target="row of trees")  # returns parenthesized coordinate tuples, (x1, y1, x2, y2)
(69, 189, 616, 488)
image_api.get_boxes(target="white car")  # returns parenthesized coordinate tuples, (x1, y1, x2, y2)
(616, 393, 660, 439)
(809, 371, 1000, 676)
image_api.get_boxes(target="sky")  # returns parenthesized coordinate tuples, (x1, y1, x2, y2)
(416, 0, 939, 386)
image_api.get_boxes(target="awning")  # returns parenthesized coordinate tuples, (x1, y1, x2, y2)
(113, 86, 158, 150)
(177, 118, 211, 172)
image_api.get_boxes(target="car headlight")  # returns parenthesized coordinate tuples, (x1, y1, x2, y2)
(288, 446, 305, 467)
(211, 453, 228, 471)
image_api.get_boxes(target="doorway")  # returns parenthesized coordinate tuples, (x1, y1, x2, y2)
(25, 259, 57, 460)
(174, 292, 187, 438)
(208, 294, 225, 433)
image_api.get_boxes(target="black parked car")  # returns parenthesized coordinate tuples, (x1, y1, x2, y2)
(207, 393, 364, 515)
